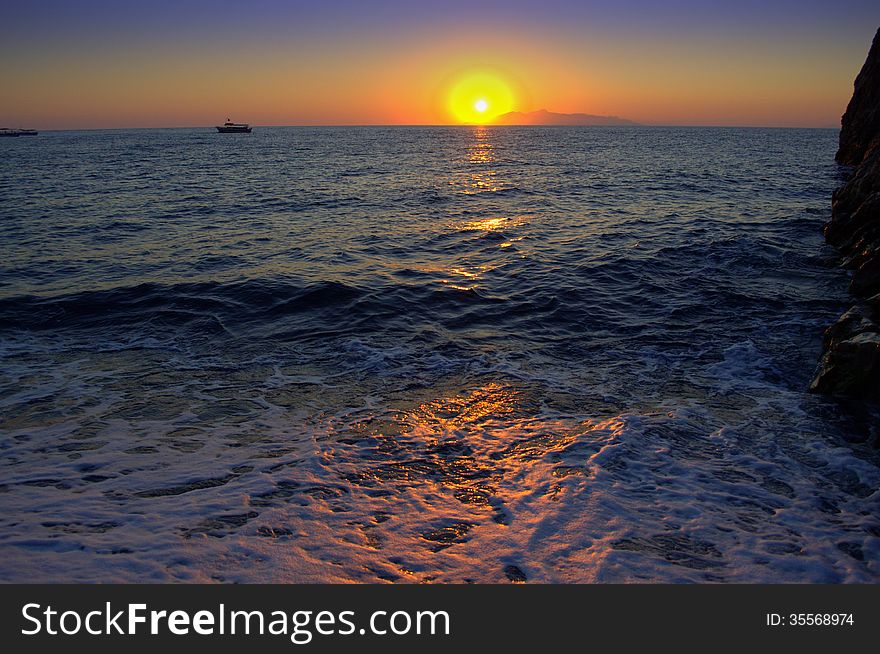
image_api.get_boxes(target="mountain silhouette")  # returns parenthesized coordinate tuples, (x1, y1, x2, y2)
(492, 109, 637, 126)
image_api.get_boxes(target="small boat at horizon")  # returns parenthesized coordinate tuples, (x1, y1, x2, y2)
(0, 128, 38, 137)
(215, 119, 251, 133)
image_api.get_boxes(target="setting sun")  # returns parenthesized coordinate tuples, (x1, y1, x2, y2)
(447, 71, 515, 123)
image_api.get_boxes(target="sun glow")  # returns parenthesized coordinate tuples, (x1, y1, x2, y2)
(447, 72, 515, 124)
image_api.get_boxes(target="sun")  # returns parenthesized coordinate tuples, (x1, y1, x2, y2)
(447, 71, 515, 124)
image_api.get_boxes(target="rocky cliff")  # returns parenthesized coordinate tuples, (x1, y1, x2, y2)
(812, 28, 880, 398)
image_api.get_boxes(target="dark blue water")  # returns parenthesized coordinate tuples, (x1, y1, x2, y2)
(1, 127, 878, 582)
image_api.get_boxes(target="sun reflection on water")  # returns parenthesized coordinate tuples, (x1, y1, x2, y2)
(468, 126, 495, 164)
(397, 382, 522, 436)
(324, 380, 581, 543)
(457, 215, 528, 232)
(448, 125, 506, 195)
(429, 128, 530, 291)
(440, 264, 493, 291)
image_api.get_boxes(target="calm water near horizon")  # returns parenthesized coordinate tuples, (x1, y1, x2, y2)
(1, 126, 878, 582)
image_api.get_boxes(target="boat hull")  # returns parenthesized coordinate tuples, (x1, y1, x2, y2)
(0, 129, 38, 137)
(216, 126, 251, 133)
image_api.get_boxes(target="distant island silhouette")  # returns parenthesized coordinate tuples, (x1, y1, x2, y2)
(492, 109, 637, 126)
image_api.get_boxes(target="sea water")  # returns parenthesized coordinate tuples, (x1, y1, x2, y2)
(1, 126, 878, 582)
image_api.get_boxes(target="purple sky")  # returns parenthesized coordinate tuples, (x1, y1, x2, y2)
(2, 1, 878, 127)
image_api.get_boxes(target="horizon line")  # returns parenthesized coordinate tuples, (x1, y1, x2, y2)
(13, 122, 841, 131)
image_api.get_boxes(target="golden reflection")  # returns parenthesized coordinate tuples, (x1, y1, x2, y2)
(468, 125, 495, 163)
(405, 262, 495, 291)
(388, 382, 585, 461)
(440, 264, 492, 292)
(467, 125, 498, 193)
(448, 125, 506, 195)
(453, 214, 529, 237)
(396, 382, 522, 437)
(448, 267, 480, 279)
(323, 380, 589, 572)
(430, 127, 528, 293)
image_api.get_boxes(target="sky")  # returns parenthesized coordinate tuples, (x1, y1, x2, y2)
(1, 0, 878, 129)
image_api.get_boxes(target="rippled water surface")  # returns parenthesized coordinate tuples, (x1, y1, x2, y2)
(1, 126, 878, 582)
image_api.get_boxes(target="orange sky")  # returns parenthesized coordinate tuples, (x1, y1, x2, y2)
(1, 6, 876, 129)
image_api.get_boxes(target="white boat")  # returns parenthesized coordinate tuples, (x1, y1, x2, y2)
(215, 119, 251, 133)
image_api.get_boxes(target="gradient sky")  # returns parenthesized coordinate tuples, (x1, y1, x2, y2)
(2, 0, 878, 129)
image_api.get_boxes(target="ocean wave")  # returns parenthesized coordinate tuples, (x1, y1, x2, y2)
(0, 277, 523, 337)
(1, 126, 877, 583)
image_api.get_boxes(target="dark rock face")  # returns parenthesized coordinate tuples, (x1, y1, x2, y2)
(812, 298, 880, 396)
(835, 28, 880, 167)
(813, 28, 880, 398)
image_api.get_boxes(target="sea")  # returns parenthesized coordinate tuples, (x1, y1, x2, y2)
(1, 126, 878, 582)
